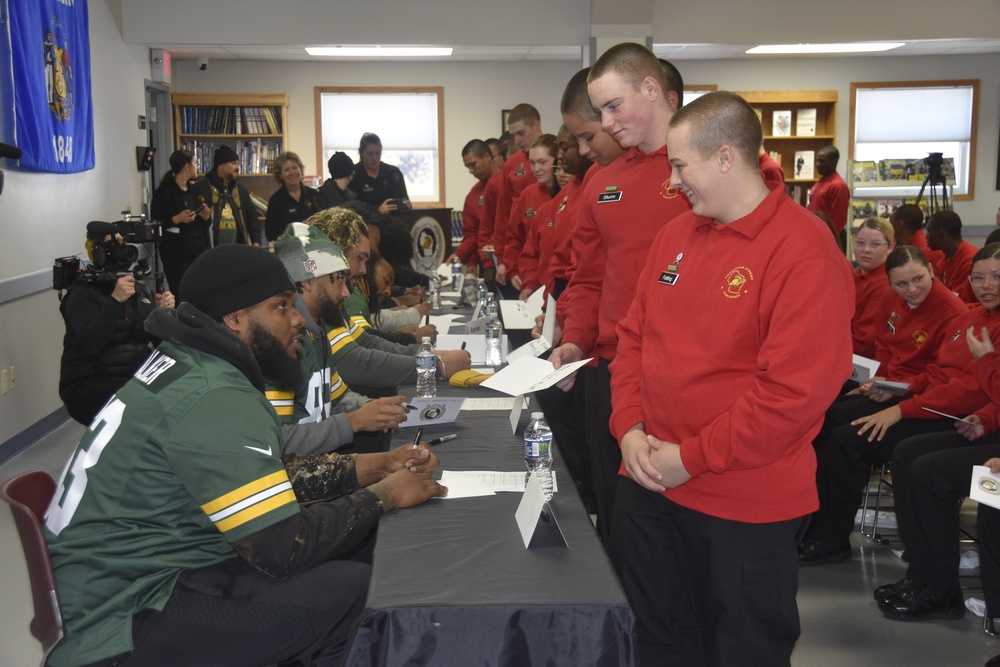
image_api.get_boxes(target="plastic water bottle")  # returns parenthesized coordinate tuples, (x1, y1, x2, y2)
(484, 293, 498, 320)
(431, 275, 442, 310)
(485, 316, 503, 366)
(416, 336, 437, 397)
(524, 412, 554, 500)
(476, 282, 489, 318)
(451, 256, 462, 285)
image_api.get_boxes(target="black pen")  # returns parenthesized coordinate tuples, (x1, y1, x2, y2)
(404, 403, 417, 411)
(428, 434, 457, 446)
(411, 426, 423, 449)
(425, 313, 430, 325)
(461, 341, 467, 351)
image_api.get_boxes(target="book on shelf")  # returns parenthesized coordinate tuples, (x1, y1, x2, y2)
(795, 108, 817, 136)
(181, 137, 283, 176)
(753, 108, 763, 124)
(852, 161, 878, 183)
(851, 199, 878, 221)
(772, 110, 792, 136)
(878, 159, 907, 182)
(877, 199, 903, 218)
(180, 105, 283, 135)
(794, 151, 815, 180)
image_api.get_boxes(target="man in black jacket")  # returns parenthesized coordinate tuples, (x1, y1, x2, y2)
(193, 145, 260, 246)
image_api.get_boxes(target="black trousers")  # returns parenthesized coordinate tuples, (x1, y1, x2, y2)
(979, 504, 1000, 613)
(83, 557, 369, 667)
(807, 417, 955, 543)
(610, 478, 805, 667)
(535, 373, 594, 513)
(585, 359, 621, 542)
(814, 394, 899, 449)
(60, 377, 128, 426)
(892, 432, 1000, 590)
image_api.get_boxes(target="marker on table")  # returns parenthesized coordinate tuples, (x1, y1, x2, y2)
(461, 342, 467, 351)
(411, 426, 423, 449)
(428, 434, 457, 446)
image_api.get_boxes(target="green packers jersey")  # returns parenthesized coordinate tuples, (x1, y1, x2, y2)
(45, 341, 299, 667)
(266, 329, 349, 423)
(343, 287, 374, 343)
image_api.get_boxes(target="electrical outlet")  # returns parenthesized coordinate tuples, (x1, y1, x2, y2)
(8, 366, 14, 389)
(1, 369, 8, 395)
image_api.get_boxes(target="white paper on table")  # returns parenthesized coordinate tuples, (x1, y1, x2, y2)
(441, 470, 557, 493)
(428, 314, 465, 331)
(871, 380, 910, 396)
(972, 466, 1000, 509)
(471, 366, 494, 373)
(851, 354, 880, 383)
(437, 334, 508, 364)
(515, 473, 548, 547)
(509, 393, 526, 434)
(399, 397, 466, 427)
(500, 298, 542, 329)
(434, 476, 496, 499)
(480, 356, 592, 396)
(462, 396, 526, 411)
(436, 263, 451, 284)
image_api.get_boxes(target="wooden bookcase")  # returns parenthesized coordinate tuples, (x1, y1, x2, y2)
(736, 90, 838, 206)
(171, 92, 289, 201)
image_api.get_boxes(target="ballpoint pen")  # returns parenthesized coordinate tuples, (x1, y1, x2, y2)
(411, 426, 423, 449)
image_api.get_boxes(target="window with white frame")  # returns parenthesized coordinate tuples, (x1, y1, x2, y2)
(316, 87, 444, 206)
(850, 80, 979, 200)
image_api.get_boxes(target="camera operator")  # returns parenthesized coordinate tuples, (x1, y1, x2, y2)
(58, 228, 175, 425)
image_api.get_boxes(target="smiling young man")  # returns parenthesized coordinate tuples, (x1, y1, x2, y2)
(607, 91, 854, 666)
(45, 244, 446, 667)
(547, 44, 690, 539)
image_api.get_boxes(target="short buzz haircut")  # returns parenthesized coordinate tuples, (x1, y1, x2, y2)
(462, 139, 491, 158)
(892, 203, 924, 232)
(560, 68, 598, 120)
(928, 210, 963, 240)
(305, 207, 368, 253)
(819, 145, 840, 163)
(658, 58, 684, 107)
(588, 42, 667, 94)
(485, 138, 502, 154)
(668, 91, 762, 167)
(506, 104, 540, 127)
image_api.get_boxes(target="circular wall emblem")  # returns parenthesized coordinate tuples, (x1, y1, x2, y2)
(411, 216, 447, 275)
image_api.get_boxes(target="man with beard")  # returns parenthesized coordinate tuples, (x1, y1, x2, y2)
(45, 244, 446, 667)
(272, 222, 410, 454)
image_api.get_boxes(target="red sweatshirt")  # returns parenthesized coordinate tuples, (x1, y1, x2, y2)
(561, 145, 691, 362)
(518, 196, 558, 293)
(455, 179, 488, 265)
(493, 152, 534, 260)
(475, 172, 503, 269)
(807, 172, 850, 234)
(873, 279, 968, 382)
(610, 185, 854, 523)
(909, 231, 946, 275)
(852, 265, 892, 358)
(974, 353, 1000, 432)
(896, 306, 1000, 420)
(940, 240, 978, 303)
(546, 174, 586, 293)
(758, 152, 785, 186)
(502, 183, 553, 283)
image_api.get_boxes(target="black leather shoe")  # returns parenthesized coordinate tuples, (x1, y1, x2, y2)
(985, 653, 1000, 666)
(877, 583, 965, 621)
(873, 576, 915, 603)
(798, 538, 852, 565)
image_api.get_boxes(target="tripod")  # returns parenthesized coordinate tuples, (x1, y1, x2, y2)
(914, 152, 951, 215)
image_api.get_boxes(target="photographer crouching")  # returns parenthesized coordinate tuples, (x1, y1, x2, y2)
(56, 221, 174, 425)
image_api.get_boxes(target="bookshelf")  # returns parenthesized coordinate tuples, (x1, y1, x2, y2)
(172, 93, 288, 201)
(736, 90, 838, 206)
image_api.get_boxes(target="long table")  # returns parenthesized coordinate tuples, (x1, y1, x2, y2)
(344, 383, 635, 666)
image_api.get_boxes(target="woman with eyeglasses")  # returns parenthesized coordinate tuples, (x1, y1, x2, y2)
(800, 242, 1000, 566)
(851, 217, 896, 358)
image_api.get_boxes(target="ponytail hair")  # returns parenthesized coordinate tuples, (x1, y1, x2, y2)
(158, 149, 195, 189)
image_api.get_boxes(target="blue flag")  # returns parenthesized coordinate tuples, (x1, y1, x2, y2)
(9, 0, 95, 172)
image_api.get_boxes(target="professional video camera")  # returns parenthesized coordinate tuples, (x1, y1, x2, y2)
(53, 215, 163, 295)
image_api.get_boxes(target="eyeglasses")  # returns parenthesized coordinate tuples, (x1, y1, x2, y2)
(852, 239, 888, 251)
(968, 272, 1000, 287)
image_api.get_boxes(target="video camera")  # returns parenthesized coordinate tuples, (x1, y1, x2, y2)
(53, 215, 162, 294)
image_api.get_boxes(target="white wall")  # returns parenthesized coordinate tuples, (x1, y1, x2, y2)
(0, 0, 151, 442)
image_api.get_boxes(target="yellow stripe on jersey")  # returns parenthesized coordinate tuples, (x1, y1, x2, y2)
(202, 470, 291, 515)
(265, 390, 295, 416)
(212, 488, 298, 533)
(348, 315, 371, 339)
(327, 327, 354, 355)
(329, 372, 347, 402)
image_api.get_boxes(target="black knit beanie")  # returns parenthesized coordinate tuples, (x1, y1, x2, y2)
(213, 145, 240, 168)
(180, 245, 294, 321)
(327, 151, 354, 179)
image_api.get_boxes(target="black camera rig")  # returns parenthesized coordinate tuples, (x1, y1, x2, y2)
(53, 214, 163, 297)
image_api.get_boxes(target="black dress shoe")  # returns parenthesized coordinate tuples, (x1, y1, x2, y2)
(873, 576, 915, 603)
(798, 538, 852, 565)
(877, 583, 965, 621)
(985, 653, 1000, 666)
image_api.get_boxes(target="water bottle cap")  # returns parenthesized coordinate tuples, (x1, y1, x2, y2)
(531, 412, 544, 419)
